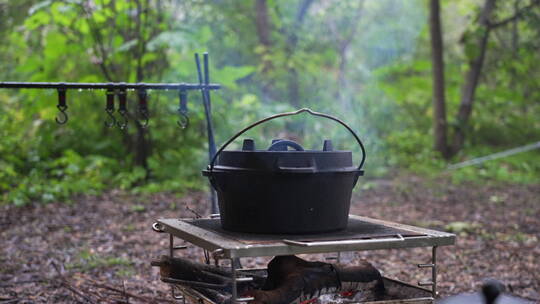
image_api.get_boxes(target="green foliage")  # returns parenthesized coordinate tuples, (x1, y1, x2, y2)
(66, 249, 133, 273)
(2, 148, 118, 206)
(1, 0, 539, 206)
(370, 0, 540, 184)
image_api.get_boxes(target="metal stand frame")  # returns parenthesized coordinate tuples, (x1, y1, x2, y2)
(165, 233, 256, 303)
(418, 246, 438, 298)
(154, 216, 455, 303)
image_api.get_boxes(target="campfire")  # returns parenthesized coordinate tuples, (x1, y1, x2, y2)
(152, 255, 422, 304)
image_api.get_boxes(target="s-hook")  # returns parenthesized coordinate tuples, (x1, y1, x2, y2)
(137, 88, 149, 128)
(177, 90, 189, 129)
(55, 88, 68, 124)
(104, 88, 116, 128)
(117, 88, 128, 129)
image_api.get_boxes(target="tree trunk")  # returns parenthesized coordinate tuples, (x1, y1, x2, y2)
(255, 0, 271, 48)
(334, 3, 363, 108)
(255, 0, 272, 74)
(286, 0, 314, 108)
(429, 0, 449, 158)
(254, 0, 274, 99)
(450, 0, 495, 155)
(130, 0, 151, 179)
(511, 0, 519, 54)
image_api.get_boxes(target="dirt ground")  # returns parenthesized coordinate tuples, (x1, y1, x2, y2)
(1, 177, 539, 303)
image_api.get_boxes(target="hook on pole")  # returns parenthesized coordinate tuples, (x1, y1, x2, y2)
(116, 88, 128, 129)
(55, 88, 68, 124)
(177, 90, 189, 129)
(137, 88, 149, 128)
(104, 88, 116, 128)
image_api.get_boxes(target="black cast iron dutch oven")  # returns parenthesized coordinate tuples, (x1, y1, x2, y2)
(203, 108, 366, 234)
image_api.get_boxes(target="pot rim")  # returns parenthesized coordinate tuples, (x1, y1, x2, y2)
(203, 167, 364, 175)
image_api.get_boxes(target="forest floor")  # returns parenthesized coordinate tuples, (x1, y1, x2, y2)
(1, 176, 539, 303)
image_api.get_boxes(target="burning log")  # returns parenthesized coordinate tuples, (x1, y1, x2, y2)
(336, 260, 386, 295)
(246, 255, 341, 304)
(151, 255, 385, 304)
(247, 256, 384, 304)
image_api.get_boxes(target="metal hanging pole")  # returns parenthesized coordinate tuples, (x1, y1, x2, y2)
(0, 81, 220, 90)
(1, 53, 222, 214)
(203, 53, 218, 214)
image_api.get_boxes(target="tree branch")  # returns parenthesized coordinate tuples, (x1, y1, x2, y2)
(78, 2, 115, 82)
(487, 0, 540, 28)
(295, 0, 314, 26)
(287, 0, 314, 46)
(450, 0, 496, 155)
(429, 0, 449, 158)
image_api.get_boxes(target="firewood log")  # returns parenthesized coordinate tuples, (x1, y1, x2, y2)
(244, 256, 384, 304)
(151, 255, 385, 304)
(335, 260, 385, 297)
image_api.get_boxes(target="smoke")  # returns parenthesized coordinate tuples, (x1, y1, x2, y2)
(232, 0, 427, 177)
(171, 0, 428, 178)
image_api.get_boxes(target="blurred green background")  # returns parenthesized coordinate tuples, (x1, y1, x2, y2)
(0, 0, 539, 206)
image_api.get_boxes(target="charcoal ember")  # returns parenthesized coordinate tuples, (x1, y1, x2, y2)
(243, 256, 384, 304)
(335, 260, 385, 297)
(263, 256, 339, 291)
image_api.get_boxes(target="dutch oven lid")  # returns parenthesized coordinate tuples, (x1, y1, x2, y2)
(214, 138, 358, 173)
(205, 108, 366, 175)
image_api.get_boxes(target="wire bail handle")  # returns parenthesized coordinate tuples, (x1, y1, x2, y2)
(207, 108, 367, 173)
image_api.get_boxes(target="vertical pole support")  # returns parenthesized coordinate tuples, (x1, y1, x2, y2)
(418, 246, 438, 298)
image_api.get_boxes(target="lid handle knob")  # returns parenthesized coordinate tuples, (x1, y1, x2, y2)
(323, 140, 333, 151)
(268, 140, 305, 151)
(242, 139, 255, 151)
